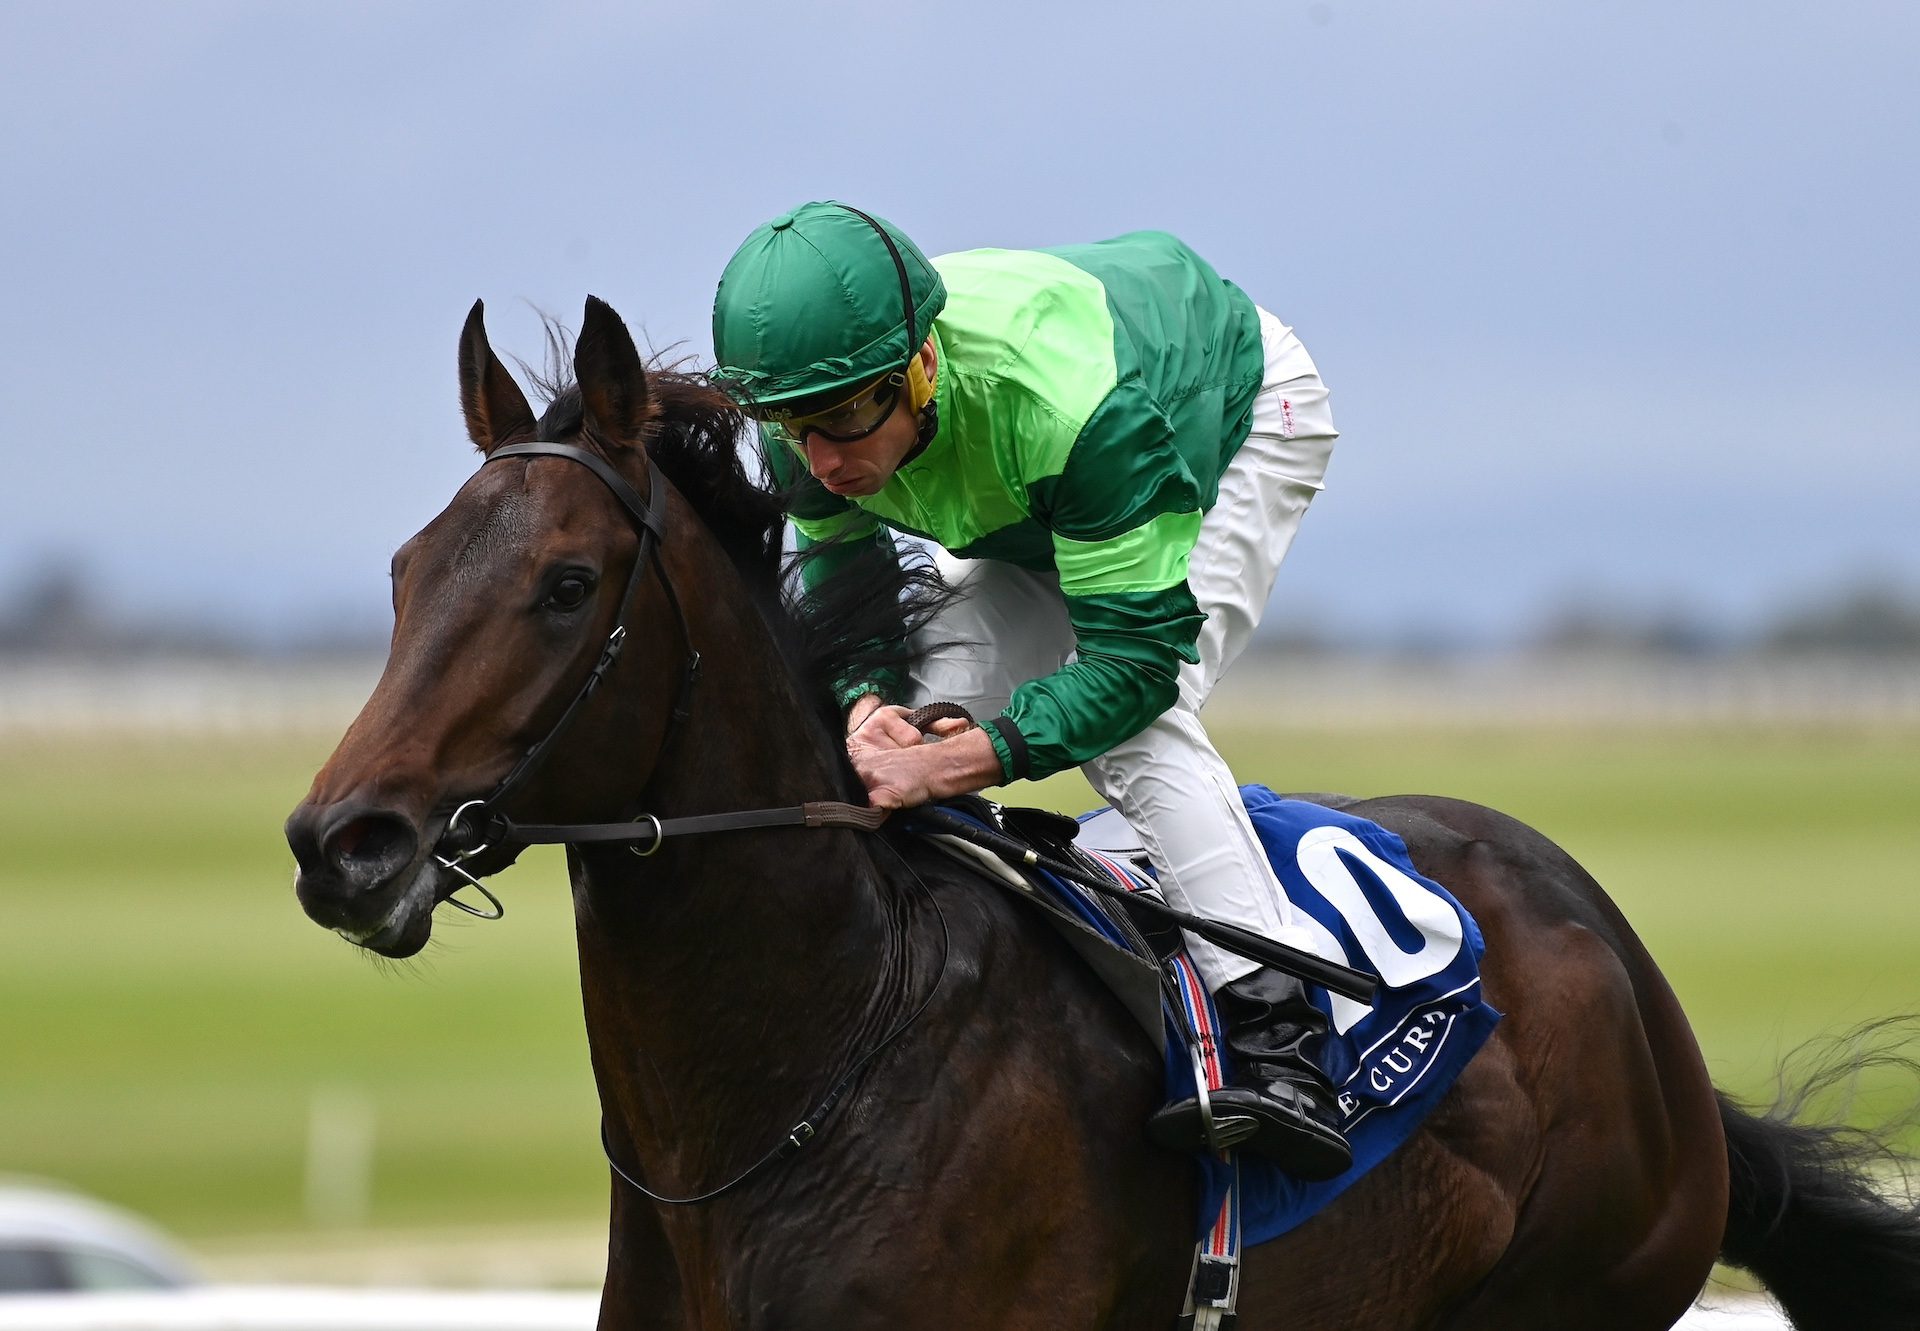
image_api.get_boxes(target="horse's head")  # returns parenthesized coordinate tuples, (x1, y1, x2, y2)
(286, 297, 688, 957)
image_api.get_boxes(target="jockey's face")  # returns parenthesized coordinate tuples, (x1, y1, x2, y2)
(802, 338, 935, 498)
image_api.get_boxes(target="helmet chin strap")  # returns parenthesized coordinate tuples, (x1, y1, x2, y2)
(907, 345, 940, 452)
(896, 399, 939, 467)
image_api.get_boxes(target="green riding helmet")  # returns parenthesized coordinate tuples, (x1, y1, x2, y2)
(712, 201, 946, 416)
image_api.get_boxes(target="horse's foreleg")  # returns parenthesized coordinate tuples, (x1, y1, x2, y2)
(598, 1181, 688, 1331)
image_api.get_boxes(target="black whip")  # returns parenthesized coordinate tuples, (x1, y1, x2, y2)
(907, 805, 1380, 1006)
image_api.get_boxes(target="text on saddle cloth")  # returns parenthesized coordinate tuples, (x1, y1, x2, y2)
(1068, 785, 1504, 1246)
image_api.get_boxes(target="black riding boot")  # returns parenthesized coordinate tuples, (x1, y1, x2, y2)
(1147, 968, 1353, 1181)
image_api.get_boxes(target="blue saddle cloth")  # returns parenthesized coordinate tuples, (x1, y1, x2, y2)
(1047, 785, 1502, 1247)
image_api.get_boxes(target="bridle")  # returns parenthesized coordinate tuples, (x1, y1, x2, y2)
(418, 437, 940, 1207)
(427, 440, 693, 897)
(428, 440, 885, 914)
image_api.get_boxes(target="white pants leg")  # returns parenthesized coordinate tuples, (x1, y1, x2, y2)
(906, 309, 1337, 991)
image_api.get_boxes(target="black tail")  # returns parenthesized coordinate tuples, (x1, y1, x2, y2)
(1717, 1028, 1920, 1331)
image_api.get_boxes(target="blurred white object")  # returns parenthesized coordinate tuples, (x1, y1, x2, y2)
(0, 1286, 598, 1329)
(0, 1181, 599, 1327)
(1680, 1302, 1790, 1330)
(303, 1087, 376, 1229)
(0, 1181, 198, 1295)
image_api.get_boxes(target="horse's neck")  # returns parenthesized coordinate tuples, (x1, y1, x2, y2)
(571, 547, 908, 1195)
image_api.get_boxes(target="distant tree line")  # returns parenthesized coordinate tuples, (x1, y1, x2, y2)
(1529, 581, 1920, 657)
(0, 565, 381, 660)
(3, 563, 1919, 661)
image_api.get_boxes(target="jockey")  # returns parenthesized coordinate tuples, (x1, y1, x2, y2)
(712, 201, 1350, 1181)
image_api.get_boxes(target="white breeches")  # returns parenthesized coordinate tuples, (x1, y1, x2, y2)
(904, 308, 1338, 990)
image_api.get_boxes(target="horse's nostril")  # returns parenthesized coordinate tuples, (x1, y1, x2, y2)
(333, 819, 373, 860)
(322, 811, 420, 885)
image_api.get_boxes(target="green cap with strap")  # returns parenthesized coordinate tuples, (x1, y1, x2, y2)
(712, 201, 947, 414)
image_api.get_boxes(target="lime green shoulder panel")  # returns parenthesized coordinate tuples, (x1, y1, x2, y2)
(929, 247, 1118, 485)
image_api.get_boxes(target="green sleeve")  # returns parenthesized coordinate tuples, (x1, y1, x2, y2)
(997, 586, 1204, 780)
(996, 380, 1209, 780)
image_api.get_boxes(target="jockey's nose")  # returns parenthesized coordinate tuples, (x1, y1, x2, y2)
(286, 800, 420, 895)
(803, 435, 842, 481)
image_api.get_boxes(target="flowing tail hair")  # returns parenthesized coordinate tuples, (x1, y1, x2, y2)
(1717, 1019, 1920, 1331)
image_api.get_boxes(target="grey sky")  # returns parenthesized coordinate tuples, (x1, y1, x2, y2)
(3, 1, 1915, 645)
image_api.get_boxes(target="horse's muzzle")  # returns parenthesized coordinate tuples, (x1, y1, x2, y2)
(286, 799, 424, 931)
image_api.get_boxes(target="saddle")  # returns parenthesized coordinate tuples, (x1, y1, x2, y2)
(906, 790, 1504, 1331)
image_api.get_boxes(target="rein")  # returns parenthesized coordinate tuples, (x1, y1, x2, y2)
(476, 800, 889, 851)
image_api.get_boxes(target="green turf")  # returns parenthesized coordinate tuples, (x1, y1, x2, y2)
(1, 733, 604, 1236)
(4, 722, 1917, 1242)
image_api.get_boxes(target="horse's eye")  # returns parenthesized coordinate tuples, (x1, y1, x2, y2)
(546, 572, 596, 611)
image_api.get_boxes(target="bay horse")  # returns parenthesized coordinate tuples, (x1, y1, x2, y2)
(286, 297, 1920, 1330)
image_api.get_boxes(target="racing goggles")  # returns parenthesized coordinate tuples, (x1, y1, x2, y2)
(763, 370, 905, 446)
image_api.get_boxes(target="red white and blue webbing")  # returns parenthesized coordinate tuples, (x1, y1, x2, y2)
(1083, 849, 1242, 1328)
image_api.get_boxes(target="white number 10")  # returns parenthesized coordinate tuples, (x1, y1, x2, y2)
(1286, 825, 1466, 1034)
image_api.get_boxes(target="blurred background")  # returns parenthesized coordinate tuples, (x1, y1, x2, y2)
(2, 0, 1915, 1301)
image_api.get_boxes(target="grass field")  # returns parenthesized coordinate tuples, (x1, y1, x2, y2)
(4, 717, 1917, 1251)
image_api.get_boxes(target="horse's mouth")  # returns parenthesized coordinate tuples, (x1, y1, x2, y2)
(322, 859, 443, 958)
(342, 906, 432, 958)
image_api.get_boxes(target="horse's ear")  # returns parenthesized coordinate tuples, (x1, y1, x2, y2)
(574, 295, 653, 449)
(458, 299, 538, 454)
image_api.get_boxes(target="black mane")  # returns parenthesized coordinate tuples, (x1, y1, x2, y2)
(521, 338, 947, 741)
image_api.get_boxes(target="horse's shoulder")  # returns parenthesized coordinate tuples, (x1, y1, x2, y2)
(890, 829, 1093, 967)
(889, 827, 1172, 1039)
